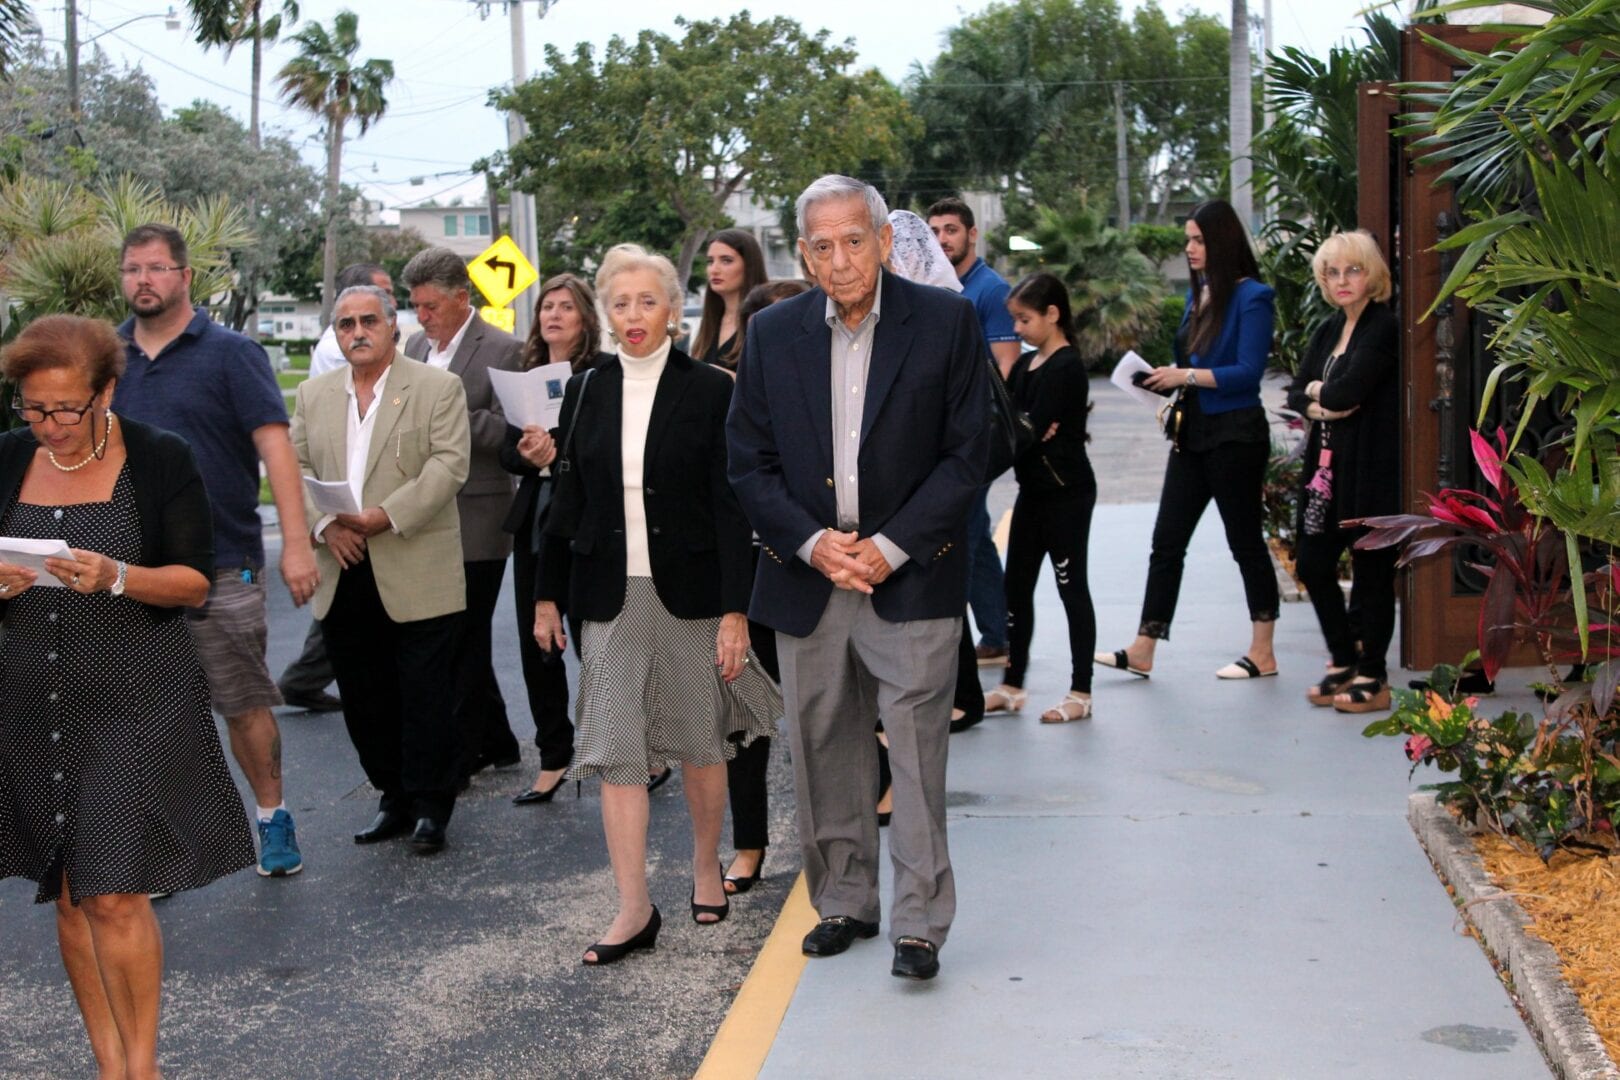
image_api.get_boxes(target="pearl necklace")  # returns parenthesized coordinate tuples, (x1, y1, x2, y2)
(47, 412, 115, 473)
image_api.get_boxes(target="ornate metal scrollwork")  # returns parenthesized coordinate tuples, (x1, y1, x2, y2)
(1431, 208, 1456, 491)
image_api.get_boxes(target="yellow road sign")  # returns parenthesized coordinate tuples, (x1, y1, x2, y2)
(479, 306, 516, 334)
(468, 235, 538, 310)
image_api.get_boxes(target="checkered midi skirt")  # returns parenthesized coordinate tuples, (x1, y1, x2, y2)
(568, 577, 781, 787)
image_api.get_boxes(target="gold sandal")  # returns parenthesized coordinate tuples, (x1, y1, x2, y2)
(984, 686, 1027, 714)
(1040, 692, 1093, 724)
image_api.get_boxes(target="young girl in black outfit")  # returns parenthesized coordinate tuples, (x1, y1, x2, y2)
(984, 272, 1098, 722)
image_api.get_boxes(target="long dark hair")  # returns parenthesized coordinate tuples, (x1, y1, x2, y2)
(1007, 272, 1077, 346)
(521, 273, 600, 373)
(692, 229, 768, 366)
(1185, 199, 1261, 357)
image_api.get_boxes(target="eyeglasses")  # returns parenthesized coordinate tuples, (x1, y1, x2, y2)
(118, 264, 187, 279)
(1323, 265, 1367, 282)
(12, 396, 97, 425)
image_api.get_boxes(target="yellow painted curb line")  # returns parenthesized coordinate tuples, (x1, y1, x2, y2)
(694, 873, 818, 1080)
(993, 507, 1012, 556)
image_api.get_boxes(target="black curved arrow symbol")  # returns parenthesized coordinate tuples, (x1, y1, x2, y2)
(485, 255, 517, 291)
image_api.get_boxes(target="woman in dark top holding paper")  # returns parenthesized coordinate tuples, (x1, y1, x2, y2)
(504, 273, 612, 804)
(1284, 230, 1400, 713)
(1097, 198, 1281, 681)
(983, 273, 1098, 722)
(0, 315, 254, 1078)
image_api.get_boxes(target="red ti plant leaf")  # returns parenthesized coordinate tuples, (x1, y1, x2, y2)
(1471, 428, 1504, 494)
(1477, 564, 1517, 684)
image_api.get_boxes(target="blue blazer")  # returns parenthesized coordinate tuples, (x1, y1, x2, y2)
(726, 271, 990, 638)
(1178, 278, 1275, 414)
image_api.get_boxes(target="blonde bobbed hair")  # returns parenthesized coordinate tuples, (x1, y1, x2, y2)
(1311, 229, 1393, 305)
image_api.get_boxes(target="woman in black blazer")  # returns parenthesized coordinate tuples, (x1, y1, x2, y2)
(535, 244, 778, 966)
(502, 272, 612, 805)
(1284, 230, 1401, 714)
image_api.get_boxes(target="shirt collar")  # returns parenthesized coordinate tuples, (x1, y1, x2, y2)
(344, 357, 394, 401)
(432, 308, 477, 356)
(117, 306, 212, 347)
(822, 276, 883, 331)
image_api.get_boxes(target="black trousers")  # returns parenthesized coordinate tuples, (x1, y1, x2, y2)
(321, 557, 460, 822)
(725, 549, 779, 852)
(1005, 486, 1097, 693)
(455, 559, 520, 778)
(277, 619, 334, 696)
(1140, 439, 1279, 638)
(1295, 517, 1398, 681)
(511, 539, 574, 771)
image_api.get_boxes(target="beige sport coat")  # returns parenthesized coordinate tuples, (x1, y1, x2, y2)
(291, 355, 471, 623)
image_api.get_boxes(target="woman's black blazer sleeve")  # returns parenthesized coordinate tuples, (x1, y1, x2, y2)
(1317, 303, 1399, 413)
(1285, 317, 1337, 416)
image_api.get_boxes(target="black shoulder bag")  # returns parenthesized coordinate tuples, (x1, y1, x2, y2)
(985, 358, 1036, 482)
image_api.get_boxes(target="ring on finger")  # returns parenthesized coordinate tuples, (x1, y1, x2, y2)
(71, 574, 81, 586)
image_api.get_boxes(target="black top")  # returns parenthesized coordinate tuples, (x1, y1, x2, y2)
(1284, 300, 1401, 526)
(1175, 324, 1268, 451)
(537, 349, 754, 622)
(698, 334, 738, 370)
(1005, 345, 1094, 493)
(498, 351, 614, 541)
(0, 417, 215, 620)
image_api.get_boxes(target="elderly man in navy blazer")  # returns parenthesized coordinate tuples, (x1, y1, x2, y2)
(727, 175, 989, 981)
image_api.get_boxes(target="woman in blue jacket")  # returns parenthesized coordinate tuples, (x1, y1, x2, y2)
(1098, 199, 1281, 680)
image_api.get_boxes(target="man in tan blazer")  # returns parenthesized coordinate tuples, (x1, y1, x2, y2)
(400, 246, 523, 787)
(291, 284, 471, 854)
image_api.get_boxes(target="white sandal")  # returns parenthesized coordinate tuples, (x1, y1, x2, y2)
(1040, 692, 1093, 724)
(984, 686, 1027, 714)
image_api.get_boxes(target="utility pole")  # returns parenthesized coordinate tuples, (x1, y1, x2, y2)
(504, 0, 542, 340)
(65, 0, 79, 119)
(1113, 82, 1131, 228)
(486, 165, 502, 240)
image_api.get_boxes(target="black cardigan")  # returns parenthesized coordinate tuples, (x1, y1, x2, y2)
(1284, 301, 1401, 527)
(499, 351, 612, 541)
(0, 417, 215, 619)
(536, 350, 753, 622)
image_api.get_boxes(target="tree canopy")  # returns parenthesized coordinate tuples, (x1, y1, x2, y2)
(497, 12, 918, 283)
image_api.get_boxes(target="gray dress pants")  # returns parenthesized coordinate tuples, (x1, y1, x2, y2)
(777, 587, 959, 947)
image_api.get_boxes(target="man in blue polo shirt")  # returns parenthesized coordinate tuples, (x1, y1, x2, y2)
(114, 223, 320, 879)
(928, 197, 1020, 669)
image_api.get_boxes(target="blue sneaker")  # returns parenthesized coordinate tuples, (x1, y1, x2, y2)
(257, 809, 304, 877)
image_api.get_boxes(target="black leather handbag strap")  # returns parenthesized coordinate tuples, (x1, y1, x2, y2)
(555, 367, 595, 474)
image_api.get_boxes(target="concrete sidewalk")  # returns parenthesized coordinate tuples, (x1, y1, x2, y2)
(755, 502, 1547, 1079)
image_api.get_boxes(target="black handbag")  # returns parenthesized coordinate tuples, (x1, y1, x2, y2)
(985, 358, 1036, 482)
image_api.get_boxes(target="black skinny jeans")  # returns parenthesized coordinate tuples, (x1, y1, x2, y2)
(1005, 486, 1097, 693)
(1295, 517, 1398, 682)
(510, 521, 575, 772)
(1140, 439, 1279, 638)
(725, 548, 778, 852)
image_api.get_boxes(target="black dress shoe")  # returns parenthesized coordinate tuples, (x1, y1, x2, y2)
(891, 936, 940, 980)
(282, 689, 342, 712)
(353, 810, 412, 845)
(409, 818, 446, 854)
(801, 915, 880, 957)
(583, 906, 661, 966)
(646, 767, 673, 792)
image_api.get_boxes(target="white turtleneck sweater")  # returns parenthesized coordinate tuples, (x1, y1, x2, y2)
(619, 336, 671, 577)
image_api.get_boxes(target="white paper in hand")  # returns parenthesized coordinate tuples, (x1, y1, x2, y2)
(1110, 350, 1171, 411)
(0, 536, 73, 587)
(303, 477, 360, 517)
(490, 362, 572, 431)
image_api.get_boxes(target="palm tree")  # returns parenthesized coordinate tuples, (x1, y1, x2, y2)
(1228, 0, 1252, 226)
(276, 9, 392, 327)
(188, 0, 300, 149)
(0, 0, 33, 79)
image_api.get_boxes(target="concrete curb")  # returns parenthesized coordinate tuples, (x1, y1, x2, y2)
(1407, 792, 1620, 1079)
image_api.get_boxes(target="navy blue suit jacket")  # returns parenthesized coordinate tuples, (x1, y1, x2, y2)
(727, 270, 990, 638)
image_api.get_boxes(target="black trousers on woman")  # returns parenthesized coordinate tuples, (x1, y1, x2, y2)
(1005, 486, 1097, 693)
(726, 547, 779, 851)
(1140, 439, 1279, 638)
(511, 531, 575, 772)
(1295, 515, 1398, 682)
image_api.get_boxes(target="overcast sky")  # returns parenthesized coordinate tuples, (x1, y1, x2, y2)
(65, 0, 1399, 219)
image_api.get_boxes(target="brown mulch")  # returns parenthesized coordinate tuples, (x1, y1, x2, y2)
(1474, 832, 1620, 1061)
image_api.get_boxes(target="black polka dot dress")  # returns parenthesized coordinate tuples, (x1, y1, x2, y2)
(0, 465, 255, 904)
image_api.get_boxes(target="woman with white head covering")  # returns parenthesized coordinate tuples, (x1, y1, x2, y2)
(886, 210, 963, 293)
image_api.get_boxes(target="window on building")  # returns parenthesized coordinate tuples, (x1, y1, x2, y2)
(444, 215, 458, 237)
(465, 213, 490, 236)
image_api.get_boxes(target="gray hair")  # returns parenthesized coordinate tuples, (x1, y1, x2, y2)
(335, 284, 397, 321)
(595, 243, 683, 310)
(336, 262, 388, 292)
(795, 175, 890, 238)
(400, 245, 470, 293)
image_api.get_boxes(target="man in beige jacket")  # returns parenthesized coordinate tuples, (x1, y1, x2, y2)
(291, 285, 471, 854)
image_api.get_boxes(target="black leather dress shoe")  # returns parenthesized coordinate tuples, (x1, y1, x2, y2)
(891, 936, 940, 980)
(409, 818, 446, 854)
(801, 915, 880, 957)
(353, 810, 412, 845)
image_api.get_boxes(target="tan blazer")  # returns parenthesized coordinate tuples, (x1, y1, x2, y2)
(291, 355, 472, 623)
(404, 316, 522, 562)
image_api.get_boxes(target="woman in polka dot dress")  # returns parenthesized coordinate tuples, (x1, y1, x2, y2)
(0, 315, 254, 1079)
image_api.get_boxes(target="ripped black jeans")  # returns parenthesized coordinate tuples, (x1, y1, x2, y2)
(1004, 486, 1097, 693)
